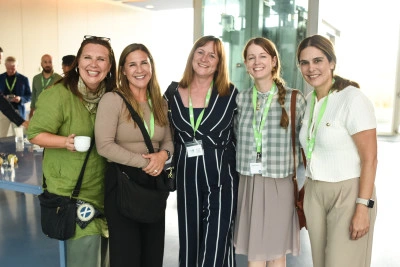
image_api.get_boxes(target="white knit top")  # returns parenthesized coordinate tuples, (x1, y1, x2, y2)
(299, 86, 376, 182)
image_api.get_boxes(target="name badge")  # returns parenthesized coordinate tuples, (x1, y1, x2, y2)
(250, 162, 262, 174)
(185, 140, 204, 157)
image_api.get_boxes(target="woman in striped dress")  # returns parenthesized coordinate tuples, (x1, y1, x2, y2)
(165, 35, 238, 267)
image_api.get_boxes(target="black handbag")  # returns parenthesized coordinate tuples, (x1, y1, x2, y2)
(38, 140, 94, 240)
(110, 92, 175, 223)
(116, 91, 176, 192)
(112, 162, 169, 223)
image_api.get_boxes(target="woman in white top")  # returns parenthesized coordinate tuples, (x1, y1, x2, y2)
(296, 34, 377, 267)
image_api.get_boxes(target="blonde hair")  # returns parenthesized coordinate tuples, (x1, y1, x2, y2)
(116, 43, 168, 126)
(5, 56, 17, 64)
(179, 36, 231, 96)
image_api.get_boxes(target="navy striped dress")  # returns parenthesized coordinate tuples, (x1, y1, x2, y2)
(165, 82, 238, 267)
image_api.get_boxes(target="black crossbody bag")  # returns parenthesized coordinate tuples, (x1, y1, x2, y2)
(38, 139, 95, 240)
(110, 92, 174, 223)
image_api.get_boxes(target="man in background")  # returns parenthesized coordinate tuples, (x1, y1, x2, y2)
(29, 54, 61, 119)
(0, 56, 31, 137)
(0, 47, 28, 136)
(61, 54, 76, 75)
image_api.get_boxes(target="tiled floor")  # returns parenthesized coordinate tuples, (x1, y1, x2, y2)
(0, 136, 399, 267)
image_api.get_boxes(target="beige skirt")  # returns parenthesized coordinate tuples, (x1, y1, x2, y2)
(234, 174, 300, 261)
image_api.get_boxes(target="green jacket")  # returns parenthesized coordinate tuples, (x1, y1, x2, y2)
(28, 83, 108, 239)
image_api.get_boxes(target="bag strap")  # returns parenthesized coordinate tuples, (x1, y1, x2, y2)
(290, 91, 307, 170)
(290, 90, 301, 204)
(115, 91, 155, 153)
(163, 81, 179, 104)
(42, 137, 94, 198)
(71, 138, 95, 197)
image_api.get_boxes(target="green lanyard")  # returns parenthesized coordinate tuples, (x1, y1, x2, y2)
(143, 95, 155, 139)
(306, 90, 331, 159)
(188, 82, 213, 136)
(41, 76, 53, 90)
(6, 77, 17, 92)
(252, 83, 276, 155)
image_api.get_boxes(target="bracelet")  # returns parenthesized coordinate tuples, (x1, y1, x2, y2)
(162, 149, 171, 160)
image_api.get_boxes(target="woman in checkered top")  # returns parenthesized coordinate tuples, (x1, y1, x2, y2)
(234, 37, 306, 267)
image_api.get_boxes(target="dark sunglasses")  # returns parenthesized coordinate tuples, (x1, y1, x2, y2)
(83, 35, 111, 42)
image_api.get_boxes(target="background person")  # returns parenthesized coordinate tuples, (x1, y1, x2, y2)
(28, 35, 117, 267)
(0, 48, 28, 133)
(95, 43, 173, 267)
(0, 93, 29, 129)
(297, 34, 377, 267)
(234, 37, 306, 267)
(165, 35, 238, 267)
(0, 56, 31, 136)
(62, 55, 76, 75)
(29, 54, 62, 119)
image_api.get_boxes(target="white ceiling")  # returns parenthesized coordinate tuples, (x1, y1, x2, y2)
(113, 0, 193, 11)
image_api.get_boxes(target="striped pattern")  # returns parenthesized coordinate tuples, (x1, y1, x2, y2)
(165, 84, 238, 267)
(235, 87, 307, 178)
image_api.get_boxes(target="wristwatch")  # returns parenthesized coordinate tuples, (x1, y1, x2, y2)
(163, 149, 171, 161)
(356, 198, 375, 208)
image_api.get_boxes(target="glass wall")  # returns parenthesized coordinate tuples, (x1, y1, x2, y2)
(202, 0, 308, 92)
(202, 0, 400, 134)
(319, 0, 400, 134)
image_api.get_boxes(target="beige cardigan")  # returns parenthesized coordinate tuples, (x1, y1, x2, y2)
(95, 91, 174, 168)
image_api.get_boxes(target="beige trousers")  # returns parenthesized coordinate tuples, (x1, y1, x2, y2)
(66, 235, 109, 267)
(304, 177, 377, 267)
(0, 112, 14, 137)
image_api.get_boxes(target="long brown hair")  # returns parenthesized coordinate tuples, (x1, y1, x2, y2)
(179, 35, 231, 96)
(243, 37, 289, 129)
(57, 37, 117, 95)
(116, 43, 168, 126)
(296, 35, 359, 91)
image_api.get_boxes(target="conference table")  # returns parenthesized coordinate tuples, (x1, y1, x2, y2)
(0, 136, 66, 267)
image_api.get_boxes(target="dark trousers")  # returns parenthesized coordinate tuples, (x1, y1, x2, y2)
(177, 173, 237, 267)
(104, 167, 165, 267)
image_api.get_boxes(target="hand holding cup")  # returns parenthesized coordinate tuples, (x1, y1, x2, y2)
(74, 136, 91, 152)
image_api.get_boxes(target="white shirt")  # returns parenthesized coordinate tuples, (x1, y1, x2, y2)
(299, 86, 376, 182)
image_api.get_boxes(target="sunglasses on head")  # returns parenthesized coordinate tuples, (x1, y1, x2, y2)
(83, 35, 111, 42)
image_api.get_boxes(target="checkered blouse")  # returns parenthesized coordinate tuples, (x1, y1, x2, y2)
(235, 86, 306, 178)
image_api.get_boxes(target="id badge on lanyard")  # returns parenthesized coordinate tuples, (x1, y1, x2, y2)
(185, 139, 204, 157)
(250, 84, 276, 175)
(250, 162, 262, 174)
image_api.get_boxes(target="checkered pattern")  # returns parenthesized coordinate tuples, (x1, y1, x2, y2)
(235, 87, 306, 177)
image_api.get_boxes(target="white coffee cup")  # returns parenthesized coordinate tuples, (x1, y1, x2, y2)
(74, 136, 91, 152)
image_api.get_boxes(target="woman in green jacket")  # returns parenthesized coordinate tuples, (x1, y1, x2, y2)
(28, 35, 116, 267)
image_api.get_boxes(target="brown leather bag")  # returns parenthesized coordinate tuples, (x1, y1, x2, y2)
(290, 90, 307, 230)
